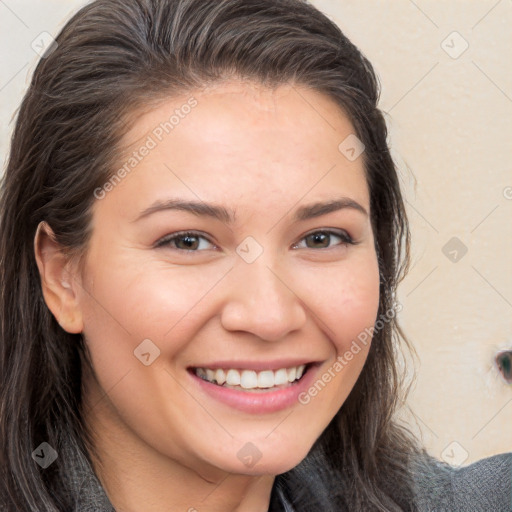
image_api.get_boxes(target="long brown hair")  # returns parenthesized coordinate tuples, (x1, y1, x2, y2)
(0, 1, 428, 510)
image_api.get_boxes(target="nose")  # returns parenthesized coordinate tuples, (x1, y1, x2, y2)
(220, 256, 307, 342)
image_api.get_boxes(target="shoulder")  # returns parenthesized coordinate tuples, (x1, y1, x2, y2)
(411, 451, 512, 512)
(451, 452, 511, 510)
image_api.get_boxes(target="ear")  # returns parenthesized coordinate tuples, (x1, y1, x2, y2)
(34, 221, 84, 334)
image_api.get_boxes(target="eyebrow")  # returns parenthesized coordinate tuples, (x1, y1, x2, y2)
(133, 197, 368, 224)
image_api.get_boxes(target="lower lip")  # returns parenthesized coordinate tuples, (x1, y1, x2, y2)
(188, 364, 320, 414)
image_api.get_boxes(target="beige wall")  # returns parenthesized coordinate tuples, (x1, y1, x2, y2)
(1, 0, 511, 465)
(314, 0, 512, 465)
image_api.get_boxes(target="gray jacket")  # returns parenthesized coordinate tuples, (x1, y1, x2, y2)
(57, 441, 512, 511)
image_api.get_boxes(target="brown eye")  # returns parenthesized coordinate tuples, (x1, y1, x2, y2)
(293, 229, 355, 250)
(155, 231, 215, 252)
(175, 234, 200, 250)
(305, 232, 331, 249)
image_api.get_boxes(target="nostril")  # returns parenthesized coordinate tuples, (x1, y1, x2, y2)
(495, 350, 512, 384)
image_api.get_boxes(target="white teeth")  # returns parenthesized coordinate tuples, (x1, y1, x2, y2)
(240, 370, 258, 389)
(194, 364, 308, 389)
(225, 369, 241, 386)
(258, 370, 275, 388)
(274, 368, 288, 386)
(215, 368, 226, 385)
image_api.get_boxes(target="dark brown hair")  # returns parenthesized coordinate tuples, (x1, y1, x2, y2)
(0, 1, 430, 510)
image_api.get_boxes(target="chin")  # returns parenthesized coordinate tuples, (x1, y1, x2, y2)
(228, 457, 305, 477)
(220, 440, 314, 477)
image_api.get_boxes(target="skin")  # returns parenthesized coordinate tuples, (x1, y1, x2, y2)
(34, 80, 380, 512)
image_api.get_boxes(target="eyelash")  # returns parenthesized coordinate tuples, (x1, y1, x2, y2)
(154, 229, 357, 253)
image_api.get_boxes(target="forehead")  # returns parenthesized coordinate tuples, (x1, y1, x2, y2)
(104, 80, 369, 219)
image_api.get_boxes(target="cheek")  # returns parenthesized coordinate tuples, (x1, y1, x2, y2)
(78, 252, 235, 391)
(293, 256, 380, 415)
(81, 252, 225, 339)
(80, 237, 380, 374)
(302, 254, 381, 350)
(338, 273, 380, 351)
(80, 244, 380, 359)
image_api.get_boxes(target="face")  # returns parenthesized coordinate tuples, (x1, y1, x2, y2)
(74, 80, 380, 477)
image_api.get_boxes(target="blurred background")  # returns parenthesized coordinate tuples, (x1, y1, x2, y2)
(1, 0, 511, 465)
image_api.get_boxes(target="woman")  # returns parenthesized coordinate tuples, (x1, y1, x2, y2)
(0, 0, 510, 510)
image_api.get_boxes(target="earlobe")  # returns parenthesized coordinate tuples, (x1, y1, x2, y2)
(33, 221, 84, 334)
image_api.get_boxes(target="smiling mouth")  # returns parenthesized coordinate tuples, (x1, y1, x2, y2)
(189, 363, 312, 393)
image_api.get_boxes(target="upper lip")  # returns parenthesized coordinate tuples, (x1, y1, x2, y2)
(188, 358, 320, 372)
